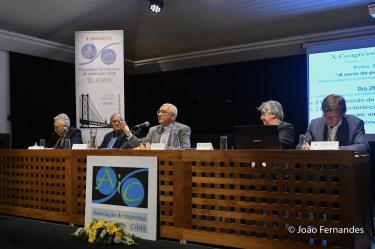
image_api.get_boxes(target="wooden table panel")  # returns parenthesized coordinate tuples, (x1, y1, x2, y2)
(0, 149, 369, 249)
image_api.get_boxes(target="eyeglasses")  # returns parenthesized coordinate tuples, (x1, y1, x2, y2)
(111, 120, 123, 124)
(323, 115, 340, 122)
(157, 110, 170, 115)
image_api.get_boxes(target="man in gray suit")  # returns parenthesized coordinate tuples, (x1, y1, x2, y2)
(122, 103, 191, 148)
(298, 94, 369, 154)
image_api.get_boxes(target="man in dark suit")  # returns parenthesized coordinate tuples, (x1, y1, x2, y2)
(258, 100, 295, 149)
(298, 94, 369, 154)
(123, 103, 191, 149)
(46, 113, 83, 148)
(99, 113, 131, 149)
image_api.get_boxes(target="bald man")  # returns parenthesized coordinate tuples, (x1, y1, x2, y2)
(122, 103, 191, 148)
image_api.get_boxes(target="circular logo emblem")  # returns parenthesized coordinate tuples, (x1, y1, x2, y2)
(81, 43, 97, 60)
(121, 178, 144, 207)
(96, 167, 117, 195)
(101, 48, 117, 65)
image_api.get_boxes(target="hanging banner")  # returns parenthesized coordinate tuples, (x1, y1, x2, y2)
(75, 30, 124, 145)
(85, 156, 158, 241)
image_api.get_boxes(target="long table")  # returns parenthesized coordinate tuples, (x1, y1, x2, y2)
(0, 149, 370, 249)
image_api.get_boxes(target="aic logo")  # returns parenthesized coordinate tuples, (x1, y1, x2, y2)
(80, 43, 119, 65)
(92, 166, 148, 208)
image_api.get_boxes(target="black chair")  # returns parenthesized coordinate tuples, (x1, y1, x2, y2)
(0, 133, 11, 149)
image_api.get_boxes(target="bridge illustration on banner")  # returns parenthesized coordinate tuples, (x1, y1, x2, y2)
(79, 94, 110, 128)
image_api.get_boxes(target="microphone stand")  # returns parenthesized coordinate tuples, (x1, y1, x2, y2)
(54, 129, 68, 148)
(131, 128, 142, 137)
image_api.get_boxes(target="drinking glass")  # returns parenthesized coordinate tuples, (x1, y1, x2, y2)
(39, 139, 45, 147)
(64, 138, 71, 149)
(220, 136, 228, 150)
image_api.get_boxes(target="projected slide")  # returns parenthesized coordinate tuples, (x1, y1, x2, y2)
(309, 46, 375, 135)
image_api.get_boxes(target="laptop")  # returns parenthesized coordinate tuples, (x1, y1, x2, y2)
(233, 125, 281, 149)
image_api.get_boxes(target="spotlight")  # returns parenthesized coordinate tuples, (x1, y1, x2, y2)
(149, 0, 164, 13)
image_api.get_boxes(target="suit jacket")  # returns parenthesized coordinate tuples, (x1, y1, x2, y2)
(127, 122, 191, 148)
(278, 121, 295, 149)
(46, 127, 83, 148)
(300, 114, 369, 154)
(99, 131, 131, 149)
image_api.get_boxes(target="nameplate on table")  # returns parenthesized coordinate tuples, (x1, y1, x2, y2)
(196, 143, 214, 150)
(72, 144, 89, 150)
(310, 141, 339, 150)
(150, 143, 166, 150)
(28, 145, 44, 150)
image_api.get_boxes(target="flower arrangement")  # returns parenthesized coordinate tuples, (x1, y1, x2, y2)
(71, 220, 137, 246)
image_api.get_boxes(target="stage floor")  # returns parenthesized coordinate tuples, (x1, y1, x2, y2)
(0, 214, 224, 249)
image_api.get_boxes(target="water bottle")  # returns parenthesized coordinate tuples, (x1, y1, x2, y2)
(299, 134, 306, 146)
(89, 128, 97, 149)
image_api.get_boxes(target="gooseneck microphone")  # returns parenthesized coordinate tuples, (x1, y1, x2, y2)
(60, 127, 68, 137)
(132, 121, 150, 129)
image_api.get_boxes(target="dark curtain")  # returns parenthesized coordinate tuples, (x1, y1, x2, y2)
(10, 53, 307, 148)
(10, 53, 75, 148)
(125, 55, 307, 141)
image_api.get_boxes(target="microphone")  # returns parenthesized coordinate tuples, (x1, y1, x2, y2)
(60, 127, 68, 137)
(132, 121, 150, 129)
(53, 127, 68, 148)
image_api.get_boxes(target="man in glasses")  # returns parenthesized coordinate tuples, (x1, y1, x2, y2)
(99, 113, 131, 149)
(123, 103, 191, 148)
(298, 94, 369, 154)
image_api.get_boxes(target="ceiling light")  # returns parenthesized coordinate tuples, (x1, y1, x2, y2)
(149, 0, 164, 13)
(369, 3, 375, 18)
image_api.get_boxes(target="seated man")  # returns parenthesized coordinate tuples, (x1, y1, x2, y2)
(298, 94, 369, 154)
(99, 113, 131, 149)
(257, 100, 295, 149)
(46, 113, 83, 148)
(122, 103, 191, 148)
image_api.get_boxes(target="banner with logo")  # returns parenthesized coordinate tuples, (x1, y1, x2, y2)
(85, 156, 157, 240)
(75, 30, 124, 145)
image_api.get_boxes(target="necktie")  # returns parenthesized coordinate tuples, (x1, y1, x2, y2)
(160, 127, 169, 146)
(107, 136, 117, 148)
(59, 138, 65, 148)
